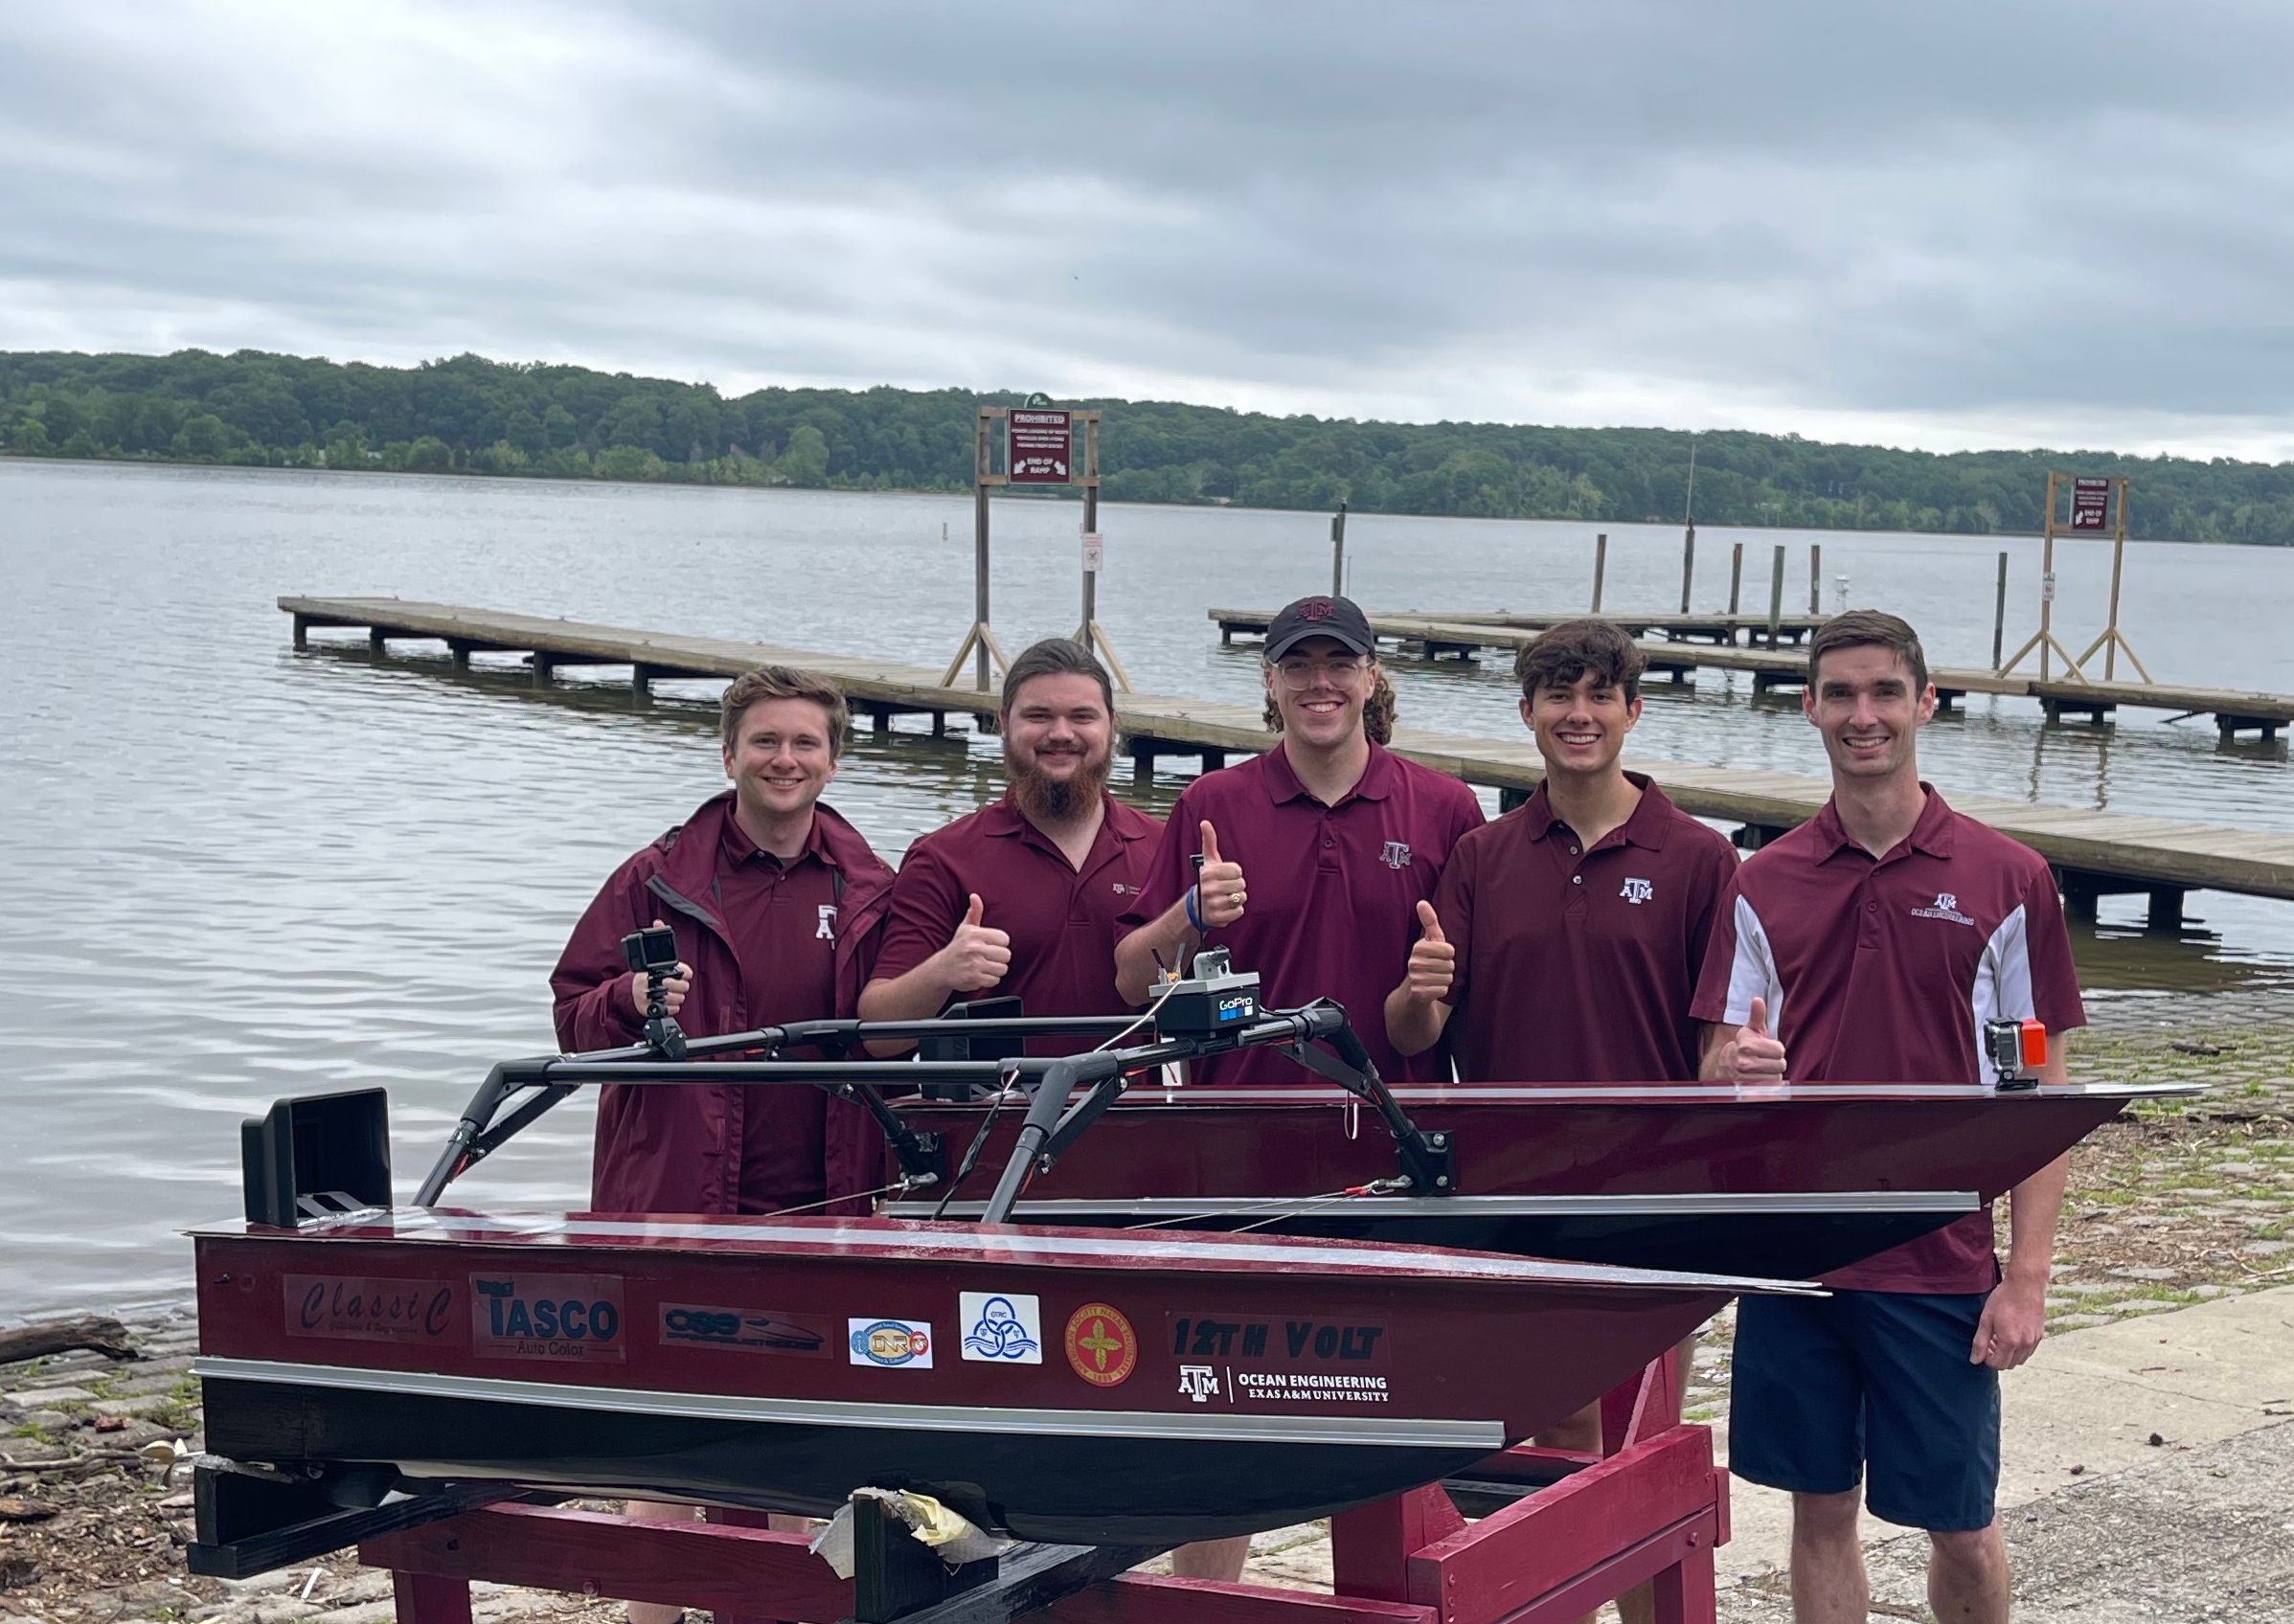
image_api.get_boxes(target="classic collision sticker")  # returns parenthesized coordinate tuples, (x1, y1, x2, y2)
(470, 1274, 625, 1363)
(284, 1275, 455, 1343)
(659, 1303, 831, 1357)
(848, 1319, 934, 1368)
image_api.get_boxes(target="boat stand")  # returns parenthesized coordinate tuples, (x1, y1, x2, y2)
(360, 1349, 1721, 1624)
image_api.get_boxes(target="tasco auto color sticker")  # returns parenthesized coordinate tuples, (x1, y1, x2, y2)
(848, 1319, 933, 1368)
(1063, 1303, 1137, 1387)
(469, 1274, 625, 1363)
(959, 1294, 1043, 1364)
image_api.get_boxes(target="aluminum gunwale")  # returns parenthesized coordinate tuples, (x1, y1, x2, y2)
(189, 1212, 1814, 1293)
(883, 1191, 1983, 1220)
(192, 1357, 1505, 1450)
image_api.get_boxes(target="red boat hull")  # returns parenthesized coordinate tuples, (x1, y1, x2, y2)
(886, 1082, 2162, 1277)
(193, 1212, 1776, 1544)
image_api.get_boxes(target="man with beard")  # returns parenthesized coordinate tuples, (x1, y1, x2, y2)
(860, 637, 1161, 1049)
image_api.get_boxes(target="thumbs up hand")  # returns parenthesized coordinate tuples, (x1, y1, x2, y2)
(1728, 995, 1789, 1082)
(935, 891, 1012, 993)
(1402, 899, 1455, 1004)
(1192, 821, 1248, 930)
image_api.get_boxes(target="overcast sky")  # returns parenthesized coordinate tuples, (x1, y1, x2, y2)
(5, 0, 2293, 458)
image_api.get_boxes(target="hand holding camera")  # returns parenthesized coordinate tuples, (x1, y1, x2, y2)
(622, 920, 693, 1021)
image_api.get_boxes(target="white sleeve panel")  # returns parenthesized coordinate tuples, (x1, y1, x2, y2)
(1971, 902, 2034, 1087)
(1720, 893, 1783, 1029)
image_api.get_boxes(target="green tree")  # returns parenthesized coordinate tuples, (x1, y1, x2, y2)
(405, 436, 452, 471)
(774, 422, 829, 485)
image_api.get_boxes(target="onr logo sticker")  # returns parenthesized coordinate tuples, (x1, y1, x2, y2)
(848, 1318, 933, 1368)
(1064, 1302, 1137, 1387)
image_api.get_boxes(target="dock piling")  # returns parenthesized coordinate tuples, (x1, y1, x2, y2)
(1728, 544, 1743, 615)
(1809, 546, 1823, 615)
(1765, 547, 1786, 646)
(1992, 553, 2010, 671)
(1591, 533, 1607, 613)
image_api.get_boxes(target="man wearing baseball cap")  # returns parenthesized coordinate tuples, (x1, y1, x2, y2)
(1115, 593, 1482, 1583)
(1116, 594, 1484, 1086)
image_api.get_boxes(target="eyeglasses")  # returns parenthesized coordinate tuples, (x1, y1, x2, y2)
(1275, 657, 1371, 689)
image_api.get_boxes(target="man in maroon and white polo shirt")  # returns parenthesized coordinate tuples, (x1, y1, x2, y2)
(1114, 594, 1486, 1086)
(1692, 611, 2084, 1624)
(860, 638, 1161, 1048)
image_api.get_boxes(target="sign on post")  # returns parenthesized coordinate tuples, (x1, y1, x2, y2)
(1008, 410, 1073, 484)
(2071, 477, 2109, 530)
(1080, 531, 1103, 575)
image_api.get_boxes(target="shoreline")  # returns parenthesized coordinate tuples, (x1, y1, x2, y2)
(1, 453, 2277, 550)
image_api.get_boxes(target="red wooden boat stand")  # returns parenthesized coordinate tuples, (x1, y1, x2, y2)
(359, 1349, 1721, 1624)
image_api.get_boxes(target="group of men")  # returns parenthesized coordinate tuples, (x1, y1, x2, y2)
(552, 595, 2082, 1624)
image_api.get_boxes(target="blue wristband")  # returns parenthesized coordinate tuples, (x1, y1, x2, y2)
(1184, 885, 1206, 933)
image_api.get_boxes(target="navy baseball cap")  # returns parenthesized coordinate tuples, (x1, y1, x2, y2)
(1264, 596, 1375, 662)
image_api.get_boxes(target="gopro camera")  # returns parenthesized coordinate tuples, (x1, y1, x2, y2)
(622, 926, 680, 978)
(1984, 1018, 2046, 1091)
(618, 926, 688, 1059)
(1152, 946, 1262, 1039)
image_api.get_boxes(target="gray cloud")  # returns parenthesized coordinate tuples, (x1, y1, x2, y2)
(4, 0, 2293, 454)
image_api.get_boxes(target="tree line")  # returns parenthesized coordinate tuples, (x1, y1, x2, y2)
(5, 347, 2292, 545)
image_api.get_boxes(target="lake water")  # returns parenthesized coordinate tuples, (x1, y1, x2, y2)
(6, 458, 2293, 1312)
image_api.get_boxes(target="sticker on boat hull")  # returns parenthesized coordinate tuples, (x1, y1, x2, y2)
(659, 1304, 831, 1357)
(470, 1274, 625, 1363)
(848, 1319, 933, 1368)
(960, 1294, 1043, 1364)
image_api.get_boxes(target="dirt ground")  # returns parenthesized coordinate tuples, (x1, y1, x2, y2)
(4, 1001, 2290, 1624)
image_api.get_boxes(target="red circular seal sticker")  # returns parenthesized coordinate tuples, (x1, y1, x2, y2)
(1063, 1302, 1137, 1387)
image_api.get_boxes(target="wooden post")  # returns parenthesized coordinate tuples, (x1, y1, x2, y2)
(1998, 470, 2089, 682)
(1765, 545, 1785, 646)
(1727, 544, 1743, 615)
(942, 407, 1012, 692)
(2074, 478, 2153, 683)
(1070, 413, 1130, 692)
(1809, 544, 1822, 615)
(1678, 440, 1697, 614)
(973, 430, 992, 691)
(1330, 502, 1348, 598)
(1591, 533, 1607, 612)
(1992, 551, 2009, 670)
(292, 614, 309, 650)
(369, 626, 389, 652)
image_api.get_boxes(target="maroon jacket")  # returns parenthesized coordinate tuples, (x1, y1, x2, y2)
(551, 792, 896, 1217)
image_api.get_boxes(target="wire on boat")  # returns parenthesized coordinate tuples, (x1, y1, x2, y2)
(761, 1171, 939, 1220)
(1120, 1179, 1411, 1233)
(931, 1087, 1013, 1221)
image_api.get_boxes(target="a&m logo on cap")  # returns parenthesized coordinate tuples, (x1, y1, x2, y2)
(1297, 598, 1335, 621)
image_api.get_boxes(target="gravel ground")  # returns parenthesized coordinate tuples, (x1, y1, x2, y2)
(4, 996, 2288, 1624)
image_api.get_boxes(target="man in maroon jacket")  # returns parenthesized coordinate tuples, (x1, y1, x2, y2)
(551, 664, 896, 1221)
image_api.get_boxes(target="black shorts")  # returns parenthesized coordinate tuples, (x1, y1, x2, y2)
(1729, 1288, 2000, 1532)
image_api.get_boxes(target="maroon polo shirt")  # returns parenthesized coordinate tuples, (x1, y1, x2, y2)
(873, 792, 1164, 1050)
(1120, 739, 1486, 1085)
(1437, 775, 1738, 1085)
(1691, 786, 2086, 1294)
(715, 811, 842, 1213)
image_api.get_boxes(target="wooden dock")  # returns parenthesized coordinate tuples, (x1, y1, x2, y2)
(283, 597, 2294, 926)
(1215, 605, 1828, 647)
(1213, 607, 2294, 740)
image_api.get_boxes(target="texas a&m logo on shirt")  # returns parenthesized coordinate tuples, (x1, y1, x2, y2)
(815, 904, 838, 941)
(1911, 891, 1975, 927)
(1619, 877, 1654, 905)
(1379, 841, 1413, 869)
